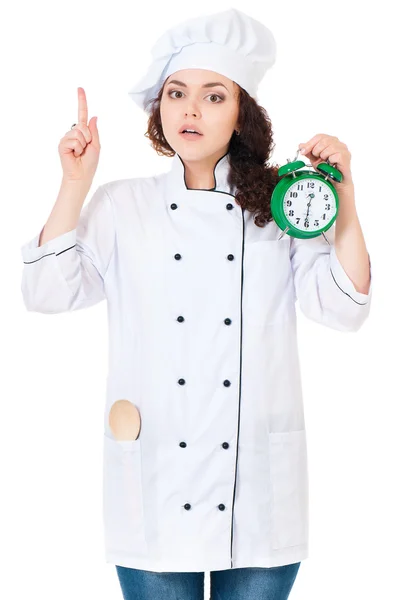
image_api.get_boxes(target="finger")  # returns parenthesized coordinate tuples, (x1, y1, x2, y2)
(311, 141, 331, 158)
(70, 139, 84, 157)
(77, 87, 88, 125)
(60, 137, 84, 157)
(326, 152, 341, 167)
(299, 134, 325, 154)
(65, 128, 88, 148)
(70, 122, 92, 145)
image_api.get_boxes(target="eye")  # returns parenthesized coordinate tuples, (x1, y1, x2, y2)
(167, 90, 224, 103)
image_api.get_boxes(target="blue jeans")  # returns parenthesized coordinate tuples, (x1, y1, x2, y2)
(115, 562, 301, 599)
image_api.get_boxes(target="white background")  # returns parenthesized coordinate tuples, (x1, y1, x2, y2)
(2, 1, 397, 598)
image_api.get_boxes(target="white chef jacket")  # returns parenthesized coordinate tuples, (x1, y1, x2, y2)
(20, 151, 372, 573)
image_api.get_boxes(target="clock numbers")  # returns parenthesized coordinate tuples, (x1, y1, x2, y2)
(283, 178, 337, 232)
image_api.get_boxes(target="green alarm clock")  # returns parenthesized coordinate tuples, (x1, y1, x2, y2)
(270, 147, 343, 240)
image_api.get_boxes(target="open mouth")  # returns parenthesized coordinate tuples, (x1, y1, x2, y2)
(179, 130, 203, 139)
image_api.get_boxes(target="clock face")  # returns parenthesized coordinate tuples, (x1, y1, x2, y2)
(283, 178, 337, 232)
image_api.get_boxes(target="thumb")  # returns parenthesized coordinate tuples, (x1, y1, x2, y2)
(88, 116, 99, 144)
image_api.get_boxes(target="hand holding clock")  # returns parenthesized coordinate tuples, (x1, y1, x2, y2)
(298, 133, 354, 191)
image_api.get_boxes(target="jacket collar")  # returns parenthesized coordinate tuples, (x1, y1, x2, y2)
(164, 151, 237, 199)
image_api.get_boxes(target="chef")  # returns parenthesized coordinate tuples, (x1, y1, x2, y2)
(20, 7, 372, 575)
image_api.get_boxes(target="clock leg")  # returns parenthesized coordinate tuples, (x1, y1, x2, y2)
(278, 227, 289, 240)
(322, 231, 331, 245)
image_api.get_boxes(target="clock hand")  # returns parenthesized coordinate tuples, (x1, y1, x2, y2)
(305, 195, 311, 221)
(304, 193, 315, 224)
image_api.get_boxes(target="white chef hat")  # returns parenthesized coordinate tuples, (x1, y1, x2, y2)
(128, 8, 277, 114)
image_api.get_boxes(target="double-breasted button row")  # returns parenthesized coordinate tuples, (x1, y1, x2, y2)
(170, 202, 234, 211)
(175, 253, 234, 261)
(176, 316, 232, 325)
(177, 378, 231, 386)
(179, 441, 229, 449)
(184, 502, 225, 510)
(183, 503, 226, 511)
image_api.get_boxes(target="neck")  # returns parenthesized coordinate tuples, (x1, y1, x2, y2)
(181, 151, 229, 190)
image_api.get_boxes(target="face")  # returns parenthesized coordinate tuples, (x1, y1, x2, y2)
(160, 69, 240, 163)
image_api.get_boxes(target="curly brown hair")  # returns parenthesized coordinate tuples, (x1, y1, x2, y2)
(144, 81, 282, 228)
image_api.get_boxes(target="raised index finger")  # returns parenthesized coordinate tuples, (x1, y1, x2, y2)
(77, 87, 88, 125)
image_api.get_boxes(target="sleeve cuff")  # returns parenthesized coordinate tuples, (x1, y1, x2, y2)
(329, 245, 372, 305)
(21, 227, 77, 264)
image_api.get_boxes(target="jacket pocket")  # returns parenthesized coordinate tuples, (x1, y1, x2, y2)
(103, 433, 147, 554)
(268, 429, 309, 549)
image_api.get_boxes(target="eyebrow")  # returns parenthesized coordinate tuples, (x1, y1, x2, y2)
(165, 79, 229, 91)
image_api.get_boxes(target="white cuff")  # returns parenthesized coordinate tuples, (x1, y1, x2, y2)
(329, 245, 372, 305)
(21, 228, 77, 264)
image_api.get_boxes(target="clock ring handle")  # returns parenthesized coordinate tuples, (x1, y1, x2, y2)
(294, 147, 339, 174)
(293, 146, 313, 169)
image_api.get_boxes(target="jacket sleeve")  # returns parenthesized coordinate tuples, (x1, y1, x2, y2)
(289, 223, 372, 332)
(20, 184, 116, 314)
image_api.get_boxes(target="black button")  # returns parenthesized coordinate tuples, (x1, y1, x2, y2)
(227, 254, 234, 261)
(222, 442, 229, 449)
(184, 503, 191, 510)
(179, 441, 187, 448)
(218, 504, 226, 511)
(178, 378, 186, 385)
(224, 318, 231, 325)
(223, 380, 231, 387)
(226, 203, 234, 210)
(171, 203, 178, 210)
(174, 253, 181, 260)
(177, 316, 185, 322)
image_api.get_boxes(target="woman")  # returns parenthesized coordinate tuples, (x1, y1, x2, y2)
(20, 8, 372, 600)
